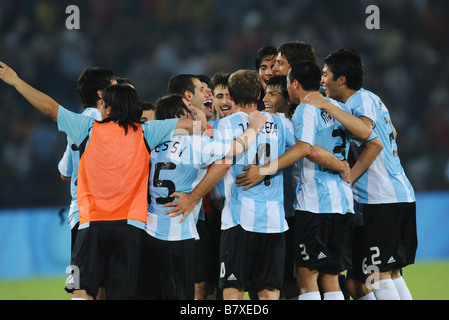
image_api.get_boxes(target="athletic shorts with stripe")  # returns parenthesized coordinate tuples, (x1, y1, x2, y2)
(219, 225, 285, 292)
(293, 210, 353, 275)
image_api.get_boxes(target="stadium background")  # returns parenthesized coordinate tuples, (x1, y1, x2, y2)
(0, 0, 448, 299)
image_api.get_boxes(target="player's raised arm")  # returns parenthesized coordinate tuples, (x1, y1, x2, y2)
(0, 62, 60, 121)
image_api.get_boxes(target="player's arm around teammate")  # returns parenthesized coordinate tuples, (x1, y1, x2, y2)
(163, 110, 267, 222)
(0, 61, 201, 136)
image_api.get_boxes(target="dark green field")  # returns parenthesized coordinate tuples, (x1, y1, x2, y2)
(0, 260, 447, 300)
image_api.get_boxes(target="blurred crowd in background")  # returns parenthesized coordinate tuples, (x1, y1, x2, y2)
(1, 0, 448, 208)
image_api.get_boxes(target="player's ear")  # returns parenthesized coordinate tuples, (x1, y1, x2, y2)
(337, 75, 347, 87)
(293, 79, 301, 91)
(184, 90, 193, 101)
(96, 90, 104, 108)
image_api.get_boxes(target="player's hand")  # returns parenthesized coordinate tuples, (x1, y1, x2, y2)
(248, 110, 267, 132)
(163, 192, 199, 223)
(303, 91, 326, 109)
(235, 164, 265, 190)
(338, 160, 351, 184)
(0, 62, 20, 87)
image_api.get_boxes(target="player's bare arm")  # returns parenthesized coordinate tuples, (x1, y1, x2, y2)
(163, 160, 231, 222)
(304, 91, 372, 140)
(0, 62, 60, 121)
(350, 137, 383, 185)
(309, 145, 351, 183)
(163, 111, 266, 221)
(236, 139, 312, 190)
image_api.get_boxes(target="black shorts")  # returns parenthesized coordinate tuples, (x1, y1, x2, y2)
(67, 221, 144, 299)
(293, 211, 353, 275)
(348, 202, 417, 279)
(71, 222, 79, 252)
(283, 216, 296, 283)
(195, 215, 221, 284)
(219, 225, 285, 292)
(140, 234, 195, 300)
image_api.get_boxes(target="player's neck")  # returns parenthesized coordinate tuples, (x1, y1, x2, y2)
(340, 89, 358, 103)
(239, 104, 258, 115)
(299, 90, 317, 103)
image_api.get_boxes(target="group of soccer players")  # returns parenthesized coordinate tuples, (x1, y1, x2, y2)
(0, 39, 417, 300)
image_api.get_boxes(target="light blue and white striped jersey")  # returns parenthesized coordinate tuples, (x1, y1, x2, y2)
(274, 113, 300, 219)
(145, 135, 232, 241)
(292, 98, 354, 215)
(208, 118, 226, 208)
(214, 111, 295, 233)
(58, 107, 101, 229)
(346, 89, 415, 204)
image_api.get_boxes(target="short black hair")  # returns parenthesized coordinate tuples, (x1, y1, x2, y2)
(167, 74, 198, 95)
(255, 46, 278, 69)
(142, 102, 155, 111)
(77, 67, 115, 108)
(197, 74, 212, 88)
(265, 75, 289, 101)
(278, 41, 317, 64)
(324, 48, 363, 90)
(155, 94, 192, 120)
(288, 60, 321, 91)
(211, 72, 230, 91)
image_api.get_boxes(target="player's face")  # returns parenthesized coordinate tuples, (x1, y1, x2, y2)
(258, 55, 276, 89)
(286, 72, 300, 104)
(321, 65, 338, 99)
(141, 109, 155, 122)
(213, 85, 236, 117)
(99, 99, 111, 120)
(273, 53, 290, 76)
(263, 85, 288, 114)
(202, 81, 214, 120)
(191, 78, 206, 111)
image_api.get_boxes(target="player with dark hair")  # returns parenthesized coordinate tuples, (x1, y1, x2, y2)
(140, 93, 267, 299)
(0, 61, 202, 300)
(235, 60, 371, 300)
(273, 41, 317, 76)
(141, 101, 155, 122)
(57, 67, 116, 300)
(58, 67, 116, 249)
(255, 45, 278, 111)
(263, 75, 290, 115)
(318, 48, 417, 300)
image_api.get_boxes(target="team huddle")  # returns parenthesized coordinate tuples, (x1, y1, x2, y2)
(0, 40, 417, 301)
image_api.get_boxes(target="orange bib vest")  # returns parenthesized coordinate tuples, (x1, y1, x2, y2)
(77, 121, 150, 227)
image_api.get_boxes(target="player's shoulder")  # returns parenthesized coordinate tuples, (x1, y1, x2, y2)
(224, 111, 249, 128)
(325, 96, 351, 113)
(295, 102, 320, 118)
(347, 88, 378, 105)
(82, 107, 102, 120)
(271, 112, 293, 129)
